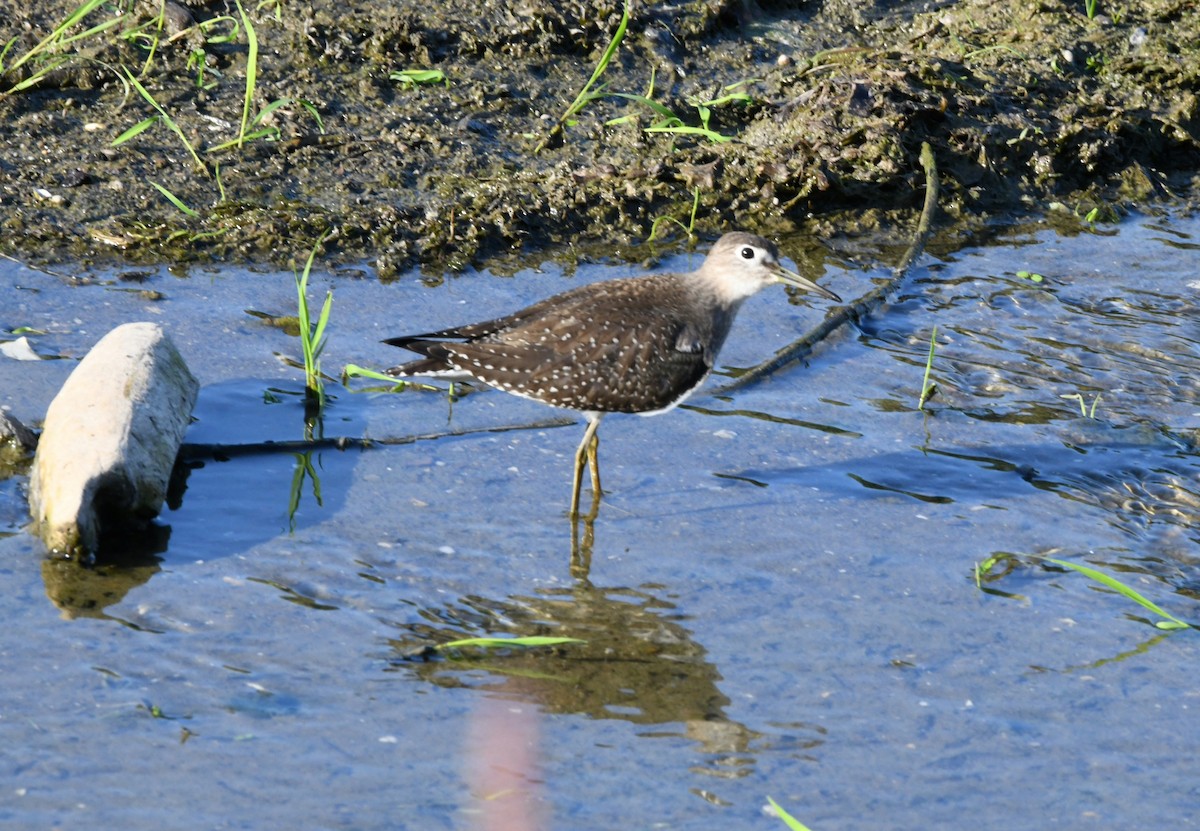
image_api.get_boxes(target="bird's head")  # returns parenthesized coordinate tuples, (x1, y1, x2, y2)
(699, 232, 841, 306)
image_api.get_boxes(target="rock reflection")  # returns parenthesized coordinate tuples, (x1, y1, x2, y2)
(40, 527, 166, 623)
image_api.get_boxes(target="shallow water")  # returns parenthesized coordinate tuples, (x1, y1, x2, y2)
(2, 213, 1198, 830)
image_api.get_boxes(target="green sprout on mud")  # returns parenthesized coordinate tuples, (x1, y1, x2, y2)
(602, 72, 755, 144)
(0, 0, 221, 94)
(256, 0, 283, 21)
(149, 182, 199, 217)
(390, 69, 447, 88)
(918, 325, 938, 410)
(186, 47, 219, 89)
(766, 797, 814, 831)
(119, 3, 172, 76)
(103, 3, 312, 158)
(296, 234, 333, 409)
(1085, 0, 1100, 20)
(207, 97, 324, 153)
(976, 554, 1193, 631)
(642, 85, 755, 143)
(535, 0, 631, 152)
(648, 186, 701, 243)
(1005, 125, 1044, 147)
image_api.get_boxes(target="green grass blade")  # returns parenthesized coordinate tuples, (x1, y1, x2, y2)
(251, 96, 292, 128)
(343, 364, 399, 383)
(298, 99, 325, 133)
(111, 115, 160, 146)
(341, 364, 435, 391)
(643, 123, 736, 143)
(201, 15, 241, 45)
(206, 128, 277, 154)
(149, 181, 199, 217)
(2, 0, 110, 77)
(4, 57, 74, 94)
(698, 91, 754, 108)
(53, 16, 125, 51)
(297, 275, 313, 366)
(122, 67, 208, 174)
(310, 291, 332, 363)
(234, 0, 258, 147)
(918, 325, 938, 409)
(436, 636, 586, 650)
(1, 36, 18, 72)
(1045, 558, 1192, 630)
(389, 69, 446, 87)
(602, 91, 678, 120)
(135, 4, 166, 76)
(535, 0, 630, 152)
(767, 797, 814, 831)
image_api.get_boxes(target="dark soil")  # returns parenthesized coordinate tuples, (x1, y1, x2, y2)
(2, 0, 1198, 275)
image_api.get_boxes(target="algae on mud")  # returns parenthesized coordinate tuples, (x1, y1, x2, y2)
(1, 0, 1198, 274)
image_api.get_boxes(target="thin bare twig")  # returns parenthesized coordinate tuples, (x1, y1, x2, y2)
(179, 416, 576, 460)
(709, 140, 939, 396)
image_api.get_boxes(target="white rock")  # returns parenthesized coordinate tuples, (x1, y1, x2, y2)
(29, 322, 198, 558)
(0, 336, 43, 361)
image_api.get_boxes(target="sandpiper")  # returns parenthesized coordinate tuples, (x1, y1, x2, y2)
(384, 232, 840, 516)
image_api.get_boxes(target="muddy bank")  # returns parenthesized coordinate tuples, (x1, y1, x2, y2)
(1, 0, 1198, 275)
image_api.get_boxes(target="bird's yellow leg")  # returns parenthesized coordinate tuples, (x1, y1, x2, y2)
(587, 431, 601, 497)
(570, 417, 602, 518)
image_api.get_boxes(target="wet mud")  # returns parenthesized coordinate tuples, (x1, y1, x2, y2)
(1, 0, 1198, 275)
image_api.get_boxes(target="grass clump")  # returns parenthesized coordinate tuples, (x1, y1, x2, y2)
(637, 83, 757, 144)
(295, 234, 333, 409)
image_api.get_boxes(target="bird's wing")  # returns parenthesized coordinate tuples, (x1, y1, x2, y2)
(439, 297, 713, 413)
(382, 282, 610, 351)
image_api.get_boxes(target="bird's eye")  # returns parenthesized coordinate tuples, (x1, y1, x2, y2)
(740, 247, 755, 260)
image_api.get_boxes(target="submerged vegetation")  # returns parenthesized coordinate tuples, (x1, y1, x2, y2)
(977, 553, 1194, 631)
(767, 798, 815, 831)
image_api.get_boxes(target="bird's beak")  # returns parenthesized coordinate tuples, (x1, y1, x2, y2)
(772, 265, 841, 302)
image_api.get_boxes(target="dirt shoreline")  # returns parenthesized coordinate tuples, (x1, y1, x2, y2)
(1, 0, 1198, 275)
